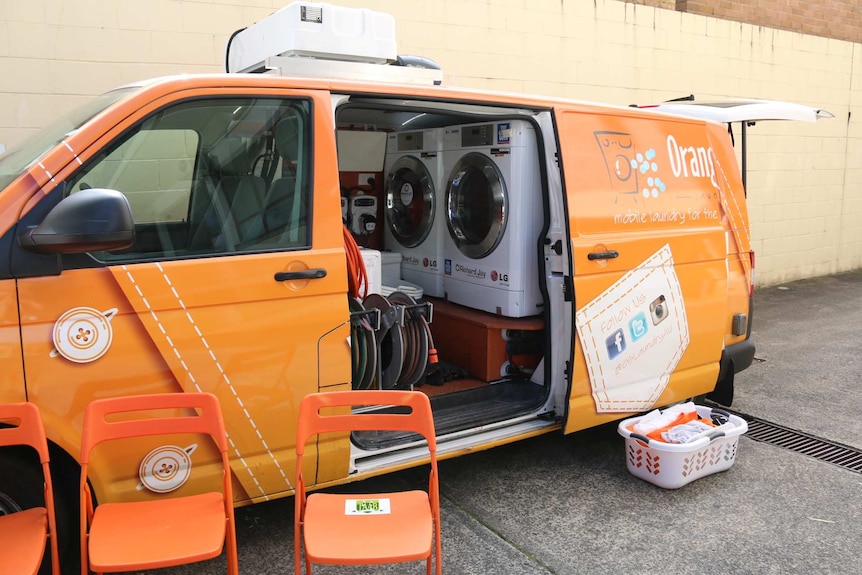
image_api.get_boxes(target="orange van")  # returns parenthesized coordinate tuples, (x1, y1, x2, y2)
(1, 2, 825, 567)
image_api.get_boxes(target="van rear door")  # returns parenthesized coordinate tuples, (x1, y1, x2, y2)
(554, 104, 732, 433)
(637, 98, 834, 189)
(638, 98, 834, 124)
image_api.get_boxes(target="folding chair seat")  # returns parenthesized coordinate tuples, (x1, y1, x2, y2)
(0, 402, 60, 575)
(79, 392, 239, 574)
(294, 390, 442, 575)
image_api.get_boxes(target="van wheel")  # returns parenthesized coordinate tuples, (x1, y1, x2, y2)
(0, 449, 78, 574)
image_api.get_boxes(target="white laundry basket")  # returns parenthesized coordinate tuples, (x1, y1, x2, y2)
(617, 405, 748, 489)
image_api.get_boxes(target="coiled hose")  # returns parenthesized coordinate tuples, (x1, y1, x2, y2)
(343, 225, 437, 387)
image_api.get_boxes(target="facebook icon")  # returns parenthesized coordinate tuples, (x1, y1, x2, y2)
(606, 328, 626, 359)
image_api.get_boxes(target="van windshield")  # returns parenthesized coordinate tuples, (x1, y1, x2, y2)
(0, 86, 139, 191)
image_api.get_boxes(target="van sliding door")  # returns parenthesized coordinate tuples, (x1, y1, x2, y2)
(554, 105, 728, 433)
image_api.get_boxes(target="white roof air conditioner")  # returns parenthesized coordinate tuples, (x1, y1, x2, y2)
(227, 2, 397, 74)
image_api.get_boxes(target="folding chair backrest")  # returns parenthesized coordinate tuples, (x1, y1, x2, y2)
(0, 402, 60, 575)
(80, 393, 238, 575)
(0, 403, 51, 461)
(296, 390, 437, 456)
(81, 392, 228, 465)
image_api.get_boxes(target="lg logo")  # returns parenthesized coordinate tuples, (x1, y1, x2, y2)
(423, 257, 438, 269)
(490, 271, 509, 282)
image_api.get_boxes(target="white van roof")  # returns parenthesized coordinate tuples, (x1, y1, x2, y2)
(639, 99, 834, 123)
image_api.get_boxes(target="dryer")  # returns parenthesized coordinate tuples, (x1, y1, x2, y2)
(383, 129, 445, 296)
(442, 120, 543, 318)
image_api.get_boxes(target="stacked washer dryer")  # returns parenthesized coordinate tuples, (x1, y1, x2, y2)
(441, 120, 543, 318)
(383, 128, 445, 297)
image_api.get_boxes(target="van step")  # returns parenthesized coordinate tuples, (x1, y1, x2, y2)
(351, 380, 546, 451)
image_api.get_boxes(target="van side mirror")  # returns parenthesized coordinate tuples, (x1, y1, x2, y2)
(19, 189, 135, 254)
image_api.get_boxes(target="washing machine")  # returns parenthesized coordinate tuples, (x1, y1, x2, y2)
(441, 120, 543, 318)
(383, 129, 445, 296)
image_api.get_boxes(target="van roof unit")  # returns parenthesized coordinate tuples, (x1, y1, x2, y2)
(225, 1, 443, 86)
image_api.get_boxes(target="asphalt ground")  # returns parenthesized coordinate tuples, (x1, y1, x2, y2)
(138, 270, 862, 575)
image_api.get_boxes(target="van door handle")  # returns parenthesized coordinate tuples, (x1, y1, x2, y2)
(587, 250, 619, 261)
(274, 269, 327, 281)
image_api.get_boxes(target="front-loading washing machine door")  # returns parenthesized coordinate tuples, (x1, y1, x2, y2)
(446, 151, 508, 259)
(385, 155, 436, 248)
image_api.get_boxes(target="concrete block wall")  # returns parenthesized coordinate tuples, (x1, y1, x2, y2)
(0, 0, 859, 286)
(82, 129, 197, 223)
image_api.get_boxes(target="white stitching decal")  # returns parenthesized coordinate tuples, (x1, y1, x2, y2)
(122, 264, 286, 499)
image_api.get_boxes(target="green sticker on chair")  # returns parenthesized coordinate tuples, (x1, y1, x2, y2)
(345, 498, 391, 515)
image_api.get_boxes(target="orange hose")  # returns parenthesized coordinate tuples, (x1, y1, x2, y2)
(343, 225, 368, 299)
(424, 319, 438, 365)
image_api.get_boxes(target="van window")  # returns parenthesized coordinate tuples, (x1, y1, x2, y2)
(75, 129, 198, 225)
(66, 97, 312, 262)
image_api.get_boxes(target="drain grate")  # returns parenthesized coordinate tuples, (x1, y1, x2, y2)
(728, 410, 862, 474)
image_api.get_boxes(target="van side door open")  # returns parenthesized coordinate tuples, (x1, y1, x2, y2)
(554, 105, 738, 433)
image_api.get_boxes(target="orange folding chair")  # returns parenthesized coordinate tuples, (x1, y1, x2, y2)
(294, 390, 442, 575)
(79, 392, 239, 574)
(0, 402, 60, 575)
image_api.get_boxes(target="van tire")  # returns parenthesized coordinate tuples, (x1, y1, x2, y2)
(0, 448, 78, 575)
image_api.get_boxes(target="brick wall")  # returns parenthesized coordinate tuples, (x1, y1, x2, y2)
(631, 0, 862, 44)
(627, 0, 676, 9)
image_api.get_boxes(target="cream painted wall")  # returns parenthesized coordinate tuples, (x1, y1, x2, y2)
(0, 0, 859, 286)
